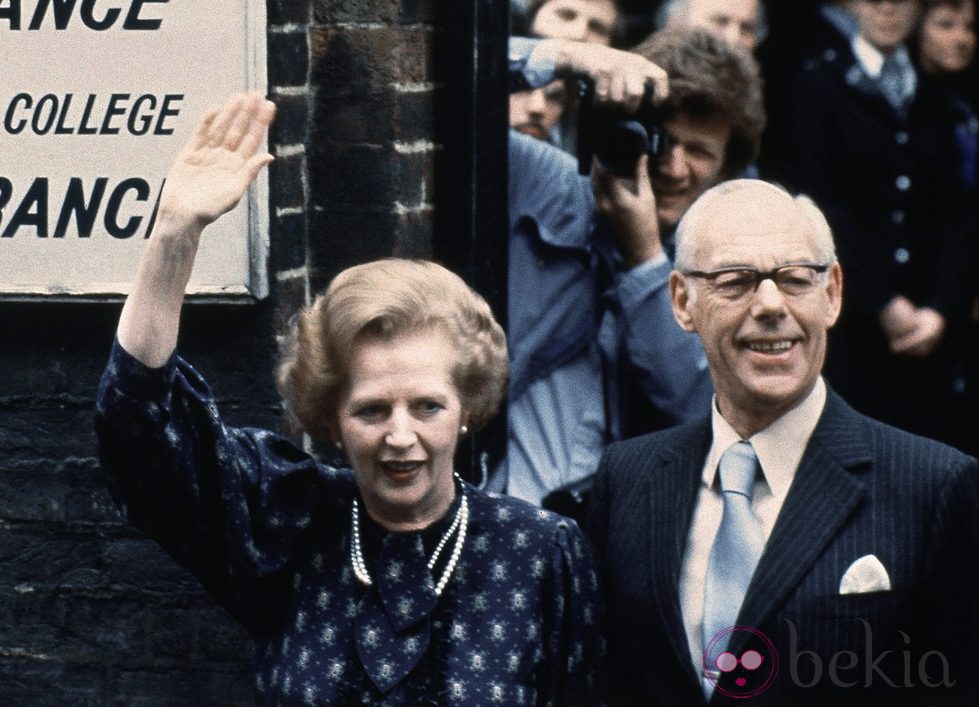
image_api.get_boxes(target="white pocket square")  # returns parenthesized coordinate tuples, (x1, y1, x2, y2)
(839, 554, 892, 595)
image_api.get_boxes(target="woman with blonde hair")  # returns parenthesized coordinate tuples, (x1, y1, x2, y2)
(96, 94, 602, 705)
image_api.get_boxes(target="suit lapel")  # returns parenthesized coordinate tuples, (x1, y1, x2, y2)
(735, 391, 872, 640)
(646, 420, 712, 685)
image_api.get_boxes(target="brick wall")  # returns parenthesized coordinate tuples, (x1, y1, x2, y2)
(0, 0, 464, 702)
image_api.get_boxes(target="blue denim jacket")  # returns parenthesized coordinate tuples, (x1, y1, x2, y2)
(498, 130, 712, 502)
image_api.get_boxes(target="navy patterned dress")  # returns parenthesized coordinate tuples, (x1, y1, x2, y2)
(95, 341, 604, 705)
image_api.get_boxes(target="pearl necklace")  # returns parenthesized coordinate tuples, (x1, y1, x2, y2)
(350, 482, 469, 597)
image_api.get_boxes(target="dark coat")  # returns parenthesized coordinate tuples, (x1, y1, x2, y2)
(784, 52, 975, 445)
(588, 390, 979, 706)
(786, 54, 971, 319)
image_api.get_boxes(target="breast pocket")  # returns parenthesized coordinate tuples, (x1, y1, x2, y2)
(815, 588, 909, 619)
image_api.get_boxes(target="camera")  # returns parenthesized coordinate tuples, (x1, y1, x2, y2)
(576, 77, 667, 177)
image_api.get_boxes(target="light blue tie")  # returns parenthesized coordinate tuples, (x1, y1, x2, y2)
(701, 441, 764, 693)
(879, 54, 910, 110)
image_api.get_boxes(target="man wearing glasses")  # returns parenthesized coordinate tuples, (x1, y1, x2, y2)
(589, 179, 979, 706)
(499, 29, 765, 512)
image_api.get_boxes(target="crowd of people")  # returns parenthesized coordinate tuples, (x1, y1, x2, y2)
(507, 0, 978, 494)
(93, 1, 979, 705)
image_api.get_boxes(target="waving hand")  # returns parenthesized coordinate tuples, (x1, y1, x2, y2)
(117, 93, 276, 368)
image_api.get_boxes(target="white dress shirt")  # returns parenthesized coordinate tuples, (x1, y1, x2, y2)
(679, 377, 828, 675)
(851, 33, 917, 100)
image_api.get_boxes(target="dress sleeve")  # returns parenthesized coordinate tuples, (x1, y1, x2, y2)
(539, 517, 606, 706)
(94, 339, 350, 635)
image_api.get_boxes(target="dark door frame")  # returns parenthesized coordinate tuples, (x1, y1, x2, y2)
(433, 0, 510, 483)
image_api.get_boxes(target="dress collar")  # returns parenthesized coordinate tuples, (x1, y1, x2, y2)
(354, 483, 465, 693)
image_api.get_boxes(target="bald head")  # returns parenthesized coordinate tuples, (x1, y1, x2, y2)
(657, 0, 767, 51)
(674, 180, 837, 273)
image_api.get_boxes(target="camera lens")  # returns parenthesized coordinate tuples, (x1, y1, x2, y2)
(594, 120, 649, 177)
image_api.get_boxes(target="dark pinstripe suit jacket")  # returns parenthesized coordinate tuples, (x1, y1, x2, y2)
(589, 390, 979, 706)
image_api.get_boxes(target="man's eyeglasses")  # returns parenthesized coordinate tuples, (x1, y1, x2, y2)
(681, 263, 830, 300)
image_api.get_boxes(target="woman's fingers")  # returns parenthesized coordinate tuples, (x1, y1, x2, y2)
(241, 152, 276, 191)
(237, 97, 277, 159)
(223, 93, 261, 151)
(205, 93, 248, 148)
(186, 105, 221, 153)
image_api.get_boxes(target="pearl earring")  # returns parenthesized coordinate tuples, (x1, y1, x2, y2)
(460, 425, 468, 436)
(335, 441, 343, 450)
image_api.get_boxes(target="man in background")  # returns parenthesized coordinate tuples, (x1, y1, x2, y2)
(785, 0, 975, 452)
(499, 30, 765, 510)
(657, 0, 767, 52)
(509, 0, 623, 148)
(509, 79, 569, 141)
(518, 0, 621, 45)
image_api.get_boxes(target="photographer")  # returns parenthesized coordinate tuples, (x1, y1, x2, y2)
(508, 0, 624, 149)
(496, 30, 765, 510)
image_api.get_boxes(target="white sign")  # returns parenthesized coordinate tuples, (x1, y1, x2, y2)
(0, 0, 269, 299)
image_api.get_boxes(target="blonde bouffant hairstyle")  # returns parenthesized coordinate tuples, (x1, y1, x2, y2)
(276, 259, 509, 443)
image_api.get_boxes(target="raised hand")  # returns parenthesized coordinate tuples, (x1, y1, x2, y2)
(554, 40, 668, 113)
(118, 93, 276, 368)
(158, 92, 276, 231)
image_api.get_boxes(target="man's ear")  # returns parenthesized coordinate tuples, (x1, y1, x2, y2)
(825, 261, 843, 328)
(670, 270, 697, 332)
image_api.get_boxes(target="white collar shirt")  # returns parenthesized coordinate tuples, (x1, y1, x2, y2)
(851, 35, 917, 108)
(853, 33, 888, 78)
(678, 377, 828, 675)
